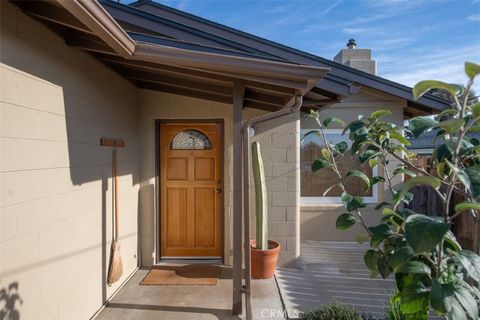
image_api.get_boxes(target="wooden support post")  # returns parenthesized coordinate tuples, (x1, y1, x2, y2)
(232, 80, 245, 315)
(243, 121, 252, 320)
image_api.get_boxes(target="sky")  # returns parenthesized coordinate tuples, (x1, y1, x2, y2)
(128, 0, 480, 92)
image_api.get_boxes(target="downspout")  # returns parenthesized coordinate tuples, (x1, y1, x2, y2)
(242, 95, 303, 320)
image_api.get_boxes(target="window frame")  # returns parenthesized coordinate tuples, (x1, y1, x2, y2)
(300, 128, 379, 205)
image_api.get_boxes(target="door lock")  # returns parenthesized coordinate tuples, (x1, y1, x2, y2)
(216, 188, 222, 193)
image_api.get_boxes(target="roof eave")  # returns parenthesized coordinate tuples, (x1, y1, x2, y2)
(59, 0, 135, 57)
(57, 0, 329, 95)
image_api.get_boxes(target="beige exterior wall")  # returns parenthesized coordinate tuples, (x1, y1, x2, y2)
(300, 88, 405, 241)
(1, 3, 140, 319)
(138, 91, 300, 267)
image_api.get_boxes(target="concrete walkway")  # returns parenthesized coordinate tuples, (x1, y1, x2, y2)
(276, 241, 395, 319)
(95, 266, 286, 320)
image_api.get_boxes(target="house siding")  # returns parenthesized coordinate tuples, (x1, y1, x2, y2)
(1, 2, 140, 319)
(300, 88, 405, 241)
(138, 91, 300, 267)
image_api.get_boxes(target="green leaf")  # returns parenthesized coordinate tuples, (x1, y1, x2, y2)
(333, 141, 348, 155)
(390, 132, 411, 146)
(453, 285, 478, 320)
(382, 208, 405, 225)
(368, 158, 378, 168)
(375, 201, 391, 210)
(465, 61, 480, 79)
(436, 161, 447, 179)
(399, 284, 430, 315)
(454, 201, 480, 213)
(364, 249, 381, 276)
(390, 246, 416, 269)
(452, 250, 480, 282)
(431, 279, 450, 314)
(300, 130, 320, 144)
(368, 223, 392, 248)
(405, 214, 450, 253)
(436, 118, 464, 134)
(396, 260, 431, 276)
(341, 194, 365, 212)
(342, 119, 365, 135)
(356, 233, 369, 244)
(336, 213, 357, 230)
(393, 167, 416, 177)
(412, 80, 460, 100)
(321, 148, 332, 161)
(346, 170, 371, 191)
(359, 150, 378, 163)
(443, 230, 462, 252)
(312, 159, 332, 172)
(431, 279, 474, 320)
(464, 165, 480, 198)
(377, 256, 391, 279)
(323, 116, 345, 128)
(408, 116, 438, 138)
(472, 102, 480, 119)
(369, 109, 392, 121)
(370, 176, 385, 186)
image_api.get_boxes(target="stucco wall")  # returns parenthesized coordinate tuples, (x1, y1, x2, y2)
(300, 88, 405, 241)
(1, 3, 140, 319)
(138, 90, 300, 267)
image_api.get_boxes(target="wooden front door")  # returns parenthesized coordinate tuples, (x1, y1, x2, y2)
(160, 122, 223, 258)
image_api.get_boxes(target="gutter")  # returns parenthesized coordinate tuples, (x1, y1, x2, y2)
(241, 95, 303, 320)
(59, 0, 135, 57)
(56, 0, 329, 87)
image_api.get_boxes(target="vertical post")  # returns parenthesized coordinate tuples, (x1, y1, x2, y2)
(232, 80, 245, 315)
(243, 123, 252, 320)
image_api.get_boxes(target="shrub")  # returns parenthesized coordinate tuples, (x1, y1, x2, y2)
(384, 295, 406, 320)
(300, 302, 366, 320)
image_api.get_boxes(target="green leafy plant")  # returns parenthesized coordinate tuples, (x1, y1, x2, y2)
(300, 302, 368, 320)
(306, 61, 480, 320)
(384, 294, 407, 320)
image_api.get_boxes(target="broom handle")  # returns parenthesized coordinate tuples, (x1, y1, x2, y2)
(113, 148, 119, 240)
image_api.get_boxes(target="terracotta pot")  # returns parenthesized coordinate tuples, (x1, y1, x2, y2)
(250, 240, 280, 279)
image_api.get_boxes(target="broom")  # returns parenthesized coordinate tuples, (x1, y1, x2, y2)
(107, 148, 123, 284)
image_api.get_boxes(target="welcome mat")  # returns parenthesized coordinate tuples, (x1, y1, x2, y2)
(140, 265, 220, 286)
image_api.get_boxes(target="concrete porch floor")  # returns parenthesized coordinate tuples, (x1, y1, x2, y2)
(94, 266, 286, 320)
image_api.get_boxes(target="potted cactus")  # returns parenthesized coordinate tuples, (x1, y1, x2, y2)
(250, 141, 280, 279)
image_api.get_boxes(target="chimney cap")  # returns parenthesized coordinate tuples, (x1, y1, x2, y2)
(347, 38, 357, 49)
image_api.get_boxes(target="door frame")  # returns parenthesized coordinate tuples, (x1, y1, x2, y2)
(155, 119, 225, 264)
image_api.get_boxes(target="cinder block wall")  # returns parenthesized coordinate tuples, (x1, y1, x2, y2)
(248, 110, 300, 267)
(138, 92, 301, 267)
(1, 3, 140, 319)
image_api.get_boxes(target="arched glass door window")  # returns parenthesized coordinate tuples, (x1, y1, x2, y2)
(170, 129, 213, 150)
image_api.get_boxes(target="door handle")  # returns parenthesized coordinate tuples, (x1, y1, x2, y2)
(216, 188, 222, 193)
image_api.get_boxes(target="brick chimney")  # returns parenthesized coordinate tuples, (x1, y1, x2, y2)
(333, 39, 377, 75)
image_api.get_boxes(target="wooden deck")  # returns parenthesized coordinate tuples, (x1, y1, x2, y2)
(276, 241, 443, 319)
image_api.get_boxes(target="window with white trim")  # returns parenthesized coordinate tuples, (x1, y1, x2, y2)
(301, 129, 378, 204)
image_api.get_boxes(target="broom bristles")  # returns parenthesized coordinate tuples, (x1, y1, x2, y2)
(107, 240, 123, 285)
